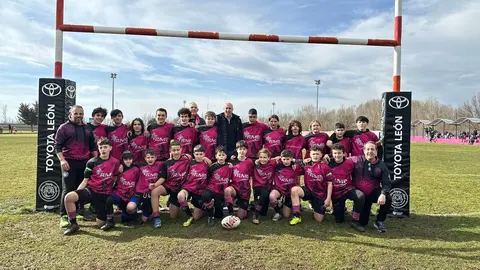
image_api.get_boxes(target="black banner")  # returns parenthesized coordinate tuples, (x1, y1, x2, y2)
(36, 78, 76, 211)
(381, 91, 411, 217)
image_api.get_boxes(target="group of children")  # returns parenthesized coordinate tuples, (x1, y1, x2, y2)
(62, 107, 391, 235)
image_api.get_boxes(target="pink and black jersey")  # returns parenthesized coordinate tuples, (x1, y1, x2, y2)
(350, 156, 391, 196)
(230, 158, 254, 200)
(341, 130, 379, 157)
(273, 163, 302, 196)
(136, 161, 163, 193)
(173, 125, 197, 155)
(128, 133, 148, 164)
(302, 161, 334, 200)
(197, 125, 217, 160)
(285, 134, 307, 160)
(84, 156, 120, 194)
(182, 160, 209, 195)
(305, 132, 329, 158)
(206, 162, 232, 196)
(107, 124, 129, 161)
(160, 155, 191, 192)
(55, 121, 96, 160)
(113, 166, 140, 201)
(252, 159, 276, 189)
(87, 123, 108, 142)
(243, 122, 268, 158)
(328, 159, 355, 199)
(329, 137, 352, 157)
(263, 128, 285, 157)
(147, 122, 174, 161)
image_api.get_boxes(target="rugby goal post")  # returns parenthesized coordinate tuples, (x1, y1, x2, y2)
(36, 0, 411, 217)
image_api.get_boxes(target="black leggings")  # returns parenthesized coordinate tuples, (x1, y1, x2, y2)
(60, 159, 87, 216)
(359, 188, 391, 226)
(202, 189, 224, 219)
(333, 188, 365, 223)
(253, 187, 270, 216)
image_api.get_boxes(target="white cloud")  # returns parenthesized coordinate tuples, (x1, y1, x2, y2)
(0, 0, 479, 122)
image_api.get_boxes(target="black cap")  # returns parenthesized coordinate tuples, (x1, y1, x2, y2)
(248, 108, 257, 115)
(121, 151, 134, 160)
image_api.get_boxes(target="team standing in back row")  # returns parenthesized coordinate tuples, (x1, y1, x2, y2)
(55, 102, 392, 236)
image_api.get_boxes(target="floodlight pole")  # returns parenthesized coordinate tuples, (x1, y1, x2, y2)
(111, 73, 117, 111)
(314, 80, 321, 120)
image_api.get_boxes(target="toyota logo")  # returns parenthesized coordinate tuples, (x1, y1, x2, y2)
(65, 85, 76, 99)
(388, 96, 409, 110)
(41, 83, 62, 97)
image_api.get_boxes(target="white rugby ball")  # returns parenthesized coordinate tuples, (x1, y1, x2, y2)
(221, 215, 241, 229)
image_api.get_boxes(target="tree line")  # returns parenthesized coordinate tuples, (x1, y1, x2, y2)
(10, 92, 480, 133)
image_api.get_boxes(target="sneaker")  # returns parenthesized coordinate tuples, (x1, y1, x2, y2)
(207, 217, 215, 226)
(60, 216, 69, 228)
(374, 221, 387, 233)
(252, 215, 260, 225)
(63, 223, 80, 236)
(101, 219, 115, 231)
(272, 213, 281, 222)
(183, 216, 194, 227)
(153, 217, 162, 228)
(349, 221, 365, 232)
(289, 216, 302, 225)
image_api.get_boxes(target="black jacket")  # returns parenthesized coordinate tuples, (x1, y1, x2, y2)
(216, 112, 243, 151)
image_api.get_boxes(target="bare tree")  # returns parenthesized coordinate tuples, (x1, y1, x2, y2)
(1, 104, 7, 123)
(459, 92, 480, 118)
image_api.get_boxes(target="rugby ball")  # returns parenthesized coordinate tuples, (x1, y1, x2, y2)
(221, 215, 241, 229)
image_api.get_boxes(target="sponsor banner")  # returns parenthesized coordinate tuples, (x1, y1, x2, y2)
(381, 91, 411, 217)
(36, 78, 76, 211)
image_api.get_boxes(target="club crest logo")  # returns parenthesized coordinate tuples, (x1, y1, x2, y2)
(38, 180, 60, 202)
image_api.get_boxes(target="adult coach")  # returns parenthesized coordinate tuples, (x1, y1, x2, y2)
(216, 102, 243, 159)
(189, 102, 206, 125)
(55, 105, 97, 227)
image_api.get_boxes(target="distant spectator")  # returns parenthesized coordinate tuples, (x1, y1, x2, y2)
(9, 124, 12, 134)
(0, 125, 3, 134)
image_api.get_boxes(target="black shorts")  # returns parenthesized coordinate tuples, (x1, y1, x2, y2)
(188, 192, 203, 209)
(130, 192, 152, 218)
(75, 188, 109, 221)
(301, 187, 326, 215)
(235, 197, 250, 211)
(165, 187, 180, 207)
(282, 195, 292, 209)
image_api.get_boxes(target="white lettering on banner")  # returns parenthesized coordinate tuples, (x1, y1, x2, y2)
(392, 115, 404, 180)
(46, 104, 55, 131)
(45, 104, 56, 172)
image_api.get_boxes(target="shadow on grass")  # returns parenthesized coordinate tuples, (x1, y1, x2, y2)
(73, 211, 480, 249)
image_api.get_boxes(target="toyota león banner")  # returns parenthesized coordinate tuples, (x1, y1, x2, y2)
(381, 91, 411, 217)
(36, 78, 76, 211)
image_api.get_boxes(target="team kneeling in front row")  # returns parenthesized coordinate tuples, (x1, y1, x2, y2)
(63, 138, 391, 236)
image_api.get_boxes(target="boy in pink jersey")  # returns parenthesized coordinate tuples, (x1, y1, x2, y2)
(126, 149, 163, 225)
(128, 118, 149, 164)
(263, 115, 285, 158)
(178, 144, 212, 227)
(202, 146, 233, 226)
(63, 138, 120, 235)
(269, 149, 303, 222)
(252, 148, 277, 224)
(196, 111, 218, 161)
(173, 108, 198, 155)
(102, 151, 140, 230)
(147, 108, 175, 161)
(243, 108, 268, 159)
(285, 120, 307, 160)
(329, 143, 365, 232)
(329, 116, 380, 157)
(304, 120, 329, 159)
(326, 122, 352, 157)
(290, 145, 334, 225)
(107, 109, 129, 160)
(224, 140, 254, 219)
(87, 107, 108, 143)
(151, 140, 192, 228)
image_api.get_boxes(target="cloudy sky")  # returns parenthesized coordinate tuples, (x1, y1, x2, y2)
(0, 0, 479, 121)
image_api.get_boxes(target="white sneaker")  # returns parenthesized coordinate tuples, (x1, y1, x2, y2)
(272, 213, 281, 221)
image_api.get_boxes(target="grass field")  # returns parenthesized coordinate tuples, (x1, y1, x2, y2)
(0, 134, 479, 269)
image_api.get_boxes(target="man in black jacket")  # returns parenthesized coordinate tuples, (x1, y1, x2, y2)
(216, 102, 243, 159)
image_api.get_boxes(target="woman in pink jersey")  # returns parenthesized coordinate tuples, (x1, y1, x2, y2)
(128, 118, 149, 164)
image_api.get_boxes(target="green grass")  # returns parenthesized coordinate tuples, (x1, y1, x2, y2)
(0, 134, 479, 269)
